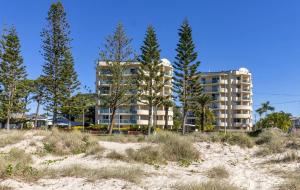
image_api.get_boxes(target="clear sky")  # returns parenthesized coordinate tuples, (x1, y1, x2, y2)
(0, 0, 300, 118)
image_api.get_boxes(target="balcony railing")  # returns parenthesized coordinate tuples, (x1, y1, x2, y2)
(99, 119, 137, 124)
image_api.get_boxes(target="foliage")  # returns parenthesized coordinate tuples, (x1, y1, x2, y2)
(99, 23, 136, 134)
(137, 26, 167, 135)
(256, 111, 292, 132)
(41, 2, 79, 126)
(0, 27, 27, 129)
(256, 101, 275, 118)
(173, 19, 202, 134)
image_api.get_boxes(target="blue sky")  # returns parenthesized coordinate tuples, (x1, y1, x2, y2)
(0, 0, 300, 117)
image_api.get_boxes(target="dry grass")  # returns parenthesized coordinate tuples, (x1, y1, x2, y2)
(106, 150, 126, 160)
(97, 134, 146, 143)
(0, 130, 26, 147)
(147, 132, 200, 165)
(0, 185, 13, 190)
(255, 128, 286, 156)
(0, 148, 39, 182)
(43, 164, 144, 183)
(269, 152, 300, 163)
(277, 169, 300, 190)
(206, 166, 229, 179)
(42, 128, 104, 155)
(126, 146, 164, 165)
(173, 180, 241, 190)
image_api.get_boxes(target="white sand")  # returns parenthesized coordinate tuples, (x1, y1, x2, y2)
(0, 132, 299, 190)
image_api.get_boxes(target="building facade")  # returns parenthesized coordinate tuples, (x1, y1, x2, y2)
(187, 68, 253, 131)
(95, 59, 173, 129)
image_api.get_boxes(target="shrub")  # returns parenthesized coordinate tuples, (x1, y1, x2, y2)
(206, 166, 229, 179)
(42, 128, 104, 155)
(174, 180, 240, 190)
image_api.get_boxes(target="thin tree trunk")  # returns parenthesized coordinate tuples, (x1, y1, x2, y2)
(182, 109, 187, 134)
(201, 107, 205, 132)
(109, 107, 116, 135)
(82, 108, 85, 132)
(34, 100, 40, 128)
(164, 106, 169, 130)
(6, 114, 11, 130)
(148, 104, 153, 135)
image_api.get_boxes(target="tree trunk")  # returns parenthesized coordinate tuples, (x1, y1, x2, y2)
(201, 107, 205, 132)
(164, 106, 169, 130)
(34, 100, 40, 128)
(108, 107, 116, 135)
(182, 109, 187, 134)
(82, 109, 85, 132)
(6, 114, 10, 130)
(148, 104, 153, 135)
(53, 104, 57, 128)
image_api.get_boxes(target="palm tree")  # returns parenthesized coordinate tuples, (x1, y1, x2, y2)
(195, 94, 212, 132)
(256, 101, 274, 118)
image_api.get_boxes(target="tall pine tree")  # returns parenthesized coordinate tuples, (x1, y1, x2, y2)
(173, 20, 202, 134)
(41, 2, 79, 126)
(137, 26, 167, 135)
(99, 23, 136, 134)
(0, 27, 27, 130)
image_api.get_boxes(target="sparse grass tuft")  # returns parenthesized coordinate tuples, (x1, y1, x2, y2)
(43, 164, 144, 183)
(0, 185, 13, 190)
(206, 166, 229, 179)
(106, 150, 126, 161)
(174, 180, 241, 190)
(42, 128, 104, 155)
(0, 130, 26, 147)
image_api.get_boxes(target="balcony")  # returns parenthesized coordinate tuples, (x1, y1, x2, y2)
(233, 114, 250, 118)
(233, 105, 252, 110)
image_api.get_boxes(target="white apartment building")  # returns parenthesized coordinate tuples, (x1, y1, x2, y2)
(95, 59, 173, 129)
(187, 68, 253, 131)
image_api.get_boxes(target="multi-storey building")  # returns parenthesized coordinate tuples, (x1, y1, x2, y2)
(187, 68, 253, 131)
(95, 59, 173, 129)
